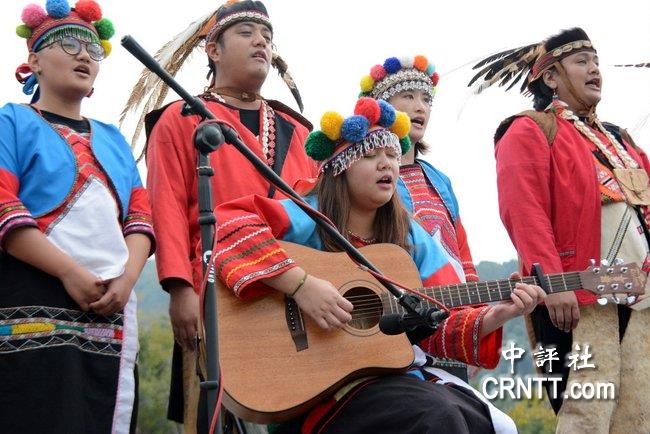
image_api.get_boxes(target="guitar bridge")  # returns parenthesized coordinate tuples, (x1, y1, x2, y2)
(284, 296, 308, 352)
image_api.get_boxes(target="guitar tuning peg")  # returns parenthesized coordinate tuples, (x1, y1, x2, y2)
(597, 297, 608, 306)
(601, 259, 610, 266)
(609, 294, 623, 305)
(614, 258, 624, 265)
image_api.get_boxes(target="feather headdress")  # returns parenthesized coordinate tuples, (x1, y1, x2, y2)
(120, 0, 303, 154)
(468, 28, 595, 96)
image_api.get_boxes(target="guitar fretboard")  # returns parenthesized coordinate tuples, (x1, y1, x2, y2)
(383, 272, 582, 313)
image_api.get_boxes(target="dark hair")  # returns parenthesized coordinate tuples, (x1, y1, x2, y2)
(206, 33, 225, 82)
(528, 27, 591, 111)
(313, 172, 411, 253)
(414, 141, 429, 158)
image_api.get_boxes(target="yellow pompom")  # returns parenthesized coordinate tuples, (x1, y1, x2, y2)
(390, 111, 411, 139)
(359, 75, 375, 93)
(101, 39, 112, 57)
(320, 111, 345, 141)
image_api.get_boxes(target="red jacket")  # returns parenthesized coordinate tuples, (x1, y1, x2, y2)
(495, 113, 650, 305)
(146, 99, 317, 291)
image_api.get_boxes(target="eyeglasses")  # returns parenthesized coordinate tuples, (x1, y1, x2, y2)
(38, 36, 105, 62)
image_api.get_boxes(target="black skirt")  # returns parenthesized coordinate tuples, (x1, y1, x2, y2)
(0, 253, 138, 434)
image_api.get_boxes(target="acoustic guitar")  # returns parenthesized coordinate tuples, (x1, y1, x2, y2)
(213, 241, 646, 423)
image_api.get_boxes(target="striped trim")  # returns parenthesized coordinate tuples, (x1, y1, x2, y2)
(232, 258, 294, 294)
(217, 222, 267, 243)
(216, 215, 258, 232)
(215, 227, 271, 257)
(226, 247, 285, 285)
(473, 307, 490, 366)
(216, 238, 276, 276)
(459, 310, 472, 363)
(438, 316, 450, 358)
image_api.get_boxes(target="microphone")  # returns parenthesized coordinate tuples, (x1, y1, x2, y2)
(379, 314, 407, 336)
(379, 308, 450, 342)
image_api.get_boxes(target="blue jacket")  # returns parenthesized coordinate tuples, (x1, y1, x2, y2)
(0, 103, 141, 219)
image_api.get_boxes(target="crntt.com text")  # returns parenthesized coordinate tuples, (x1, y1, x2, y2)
(481, 376, 615, 401)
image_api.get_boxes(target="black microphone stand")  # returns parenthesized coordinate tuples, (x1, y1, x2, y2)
(121, 35, 446, 434)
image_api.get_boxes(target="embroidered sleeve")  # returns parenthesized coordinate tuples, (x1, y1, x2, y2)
(214, 195, 296, 300)
(455, 217, 479, 281)
(0, 114, 38, 250)
(421, 305, 501, 368)
(123, 185, 155, 256)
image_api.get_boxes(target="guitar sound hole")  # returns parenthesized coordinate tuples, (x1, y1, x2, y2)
(345, 287, 383, 330)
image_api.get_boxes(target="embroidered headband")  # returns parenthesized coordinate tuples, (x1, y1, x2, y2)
(469, 27, 596, 95)
(359, 55, 440, 102)
(305, 97, 411, 176)
(205, 0, 272, 43)
(529, 40, 594, 83)
(15, 0, 114, 96)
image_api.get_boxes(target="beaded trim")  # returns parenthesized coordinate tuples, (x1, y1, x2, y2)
(260, 100, 276, 166)
(347, 230, 376, 244)
(321, 129, 401, 176)
(555, 101, 638, 169)
(370, 69, 434, 102)
(206, 10, 271, 42)
(206, 93, 276, 167)
(531, 40, 594, 81)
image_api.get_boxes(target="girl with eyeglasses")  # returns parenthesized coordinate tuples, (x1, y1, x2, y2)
(0, 1, 154, 433)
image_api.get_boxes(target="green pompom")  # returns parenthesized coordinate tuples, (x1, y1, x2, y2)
(16, 24, 32, 39)
(94, 18, 115, 40)
(399, 136, 412, 155)
(305, 131, 336, 161)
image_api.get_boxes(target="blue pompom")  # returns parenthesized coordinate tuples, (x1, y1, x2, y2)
(341, 116, 369, 143)
(377, 100, 396, 128)
(426, 63, 436, 76)
(383, 57, 402, 74)
(46, 0, 71, 18)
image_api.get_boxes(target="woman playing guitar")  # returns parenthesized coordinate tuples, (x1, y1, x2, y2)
(212, 98, 545, 433)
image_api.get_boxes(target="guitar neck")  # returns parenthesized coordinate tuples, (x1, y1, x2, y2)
(384, 272, 582, 312)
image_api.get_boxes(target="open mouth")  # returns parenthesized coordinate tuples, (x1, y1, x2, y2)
(377, 175, 393, 184)
(74, 65, 90, 76)
(252, 51, 268, 62)
(585, 78, 600, 90)
(411, 117, 425, 127)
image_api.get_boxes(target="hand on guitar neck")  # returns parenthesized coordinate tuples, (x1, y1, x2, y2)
(480, 272, 547, 337)
(263, 266, 354, 331)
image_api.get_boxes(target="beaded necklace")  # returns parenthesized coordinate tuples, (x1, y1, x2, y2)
(555, 101, 650, 205)
(206, 91, 277, 166)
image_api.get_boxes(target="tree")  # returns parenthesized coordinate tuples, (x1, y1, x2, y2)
(137, 315, 181, 434)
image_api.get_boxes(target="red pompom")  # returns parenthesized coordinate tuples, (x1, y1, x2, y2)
(370, 64, 387, 81)
(354, 97, 381, 125)
(75, 0, 102, 22)
(431, 72, 440, 87)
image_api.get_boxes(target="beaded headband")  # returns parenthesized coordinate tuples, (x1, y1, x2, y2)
(205, 0, 272, 43)
(529, 40, 595, 83)
(16, 0, 114, 54)
(360, 55, 440, 102)
(305, 97, 411, 176)
(15, 0, 114, 97)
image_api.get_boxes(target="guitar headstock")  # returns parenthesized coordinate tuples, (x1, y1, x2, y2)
(579, 261, 647, 296)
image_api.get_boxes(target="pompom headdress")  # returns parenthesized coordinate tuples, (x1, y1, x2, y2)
(15, 0, 114, 96)
(467, 28, 596, 95)
(120, 0, 303, 151)
(359, 55, 440, 103)
(305, 97, 411, 176)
